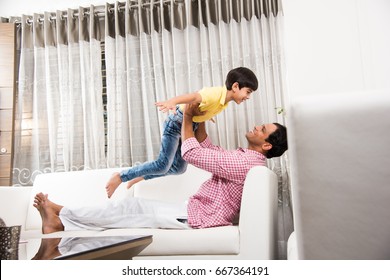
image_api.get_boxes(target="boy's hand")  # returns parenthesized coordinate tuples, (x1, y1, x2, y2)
(155, 101, 177, 114)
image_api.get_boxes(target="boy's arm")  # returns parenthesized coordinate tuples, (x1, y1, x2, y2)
(155, 92, 202, 114)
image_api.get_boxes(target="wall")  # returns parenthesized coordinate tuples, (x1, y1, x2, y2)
(0, 23, 16, 186)
(283, 0, 390, 98)
(1, 0, 390, 100)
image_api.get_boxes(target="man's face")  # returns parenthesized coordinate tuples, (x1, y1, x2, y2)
(246, 123, 277, 146)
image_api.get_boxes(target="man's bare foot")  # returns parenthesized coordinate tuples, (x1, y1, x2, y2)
(127, 177, 144, 189)
(33, 193, 64, 234)
(31, 237, 62, 260)
(105, 172, 122, 198)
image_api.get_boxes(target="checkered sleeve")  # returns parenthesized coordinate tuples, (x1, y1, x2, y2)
(182, 137, 248, 182)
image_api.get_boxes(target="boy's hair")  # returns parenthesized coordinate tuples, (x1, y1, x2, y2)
(265, 123, 288, 159)
(225, 67, 258, 91)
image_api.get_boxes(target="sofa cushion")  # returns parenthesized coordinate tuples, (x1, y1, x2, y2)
(95, 226, 239, 256)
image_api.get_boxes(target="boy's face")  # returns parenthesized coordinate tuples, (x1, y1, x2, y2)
(232, 83, 253, 104)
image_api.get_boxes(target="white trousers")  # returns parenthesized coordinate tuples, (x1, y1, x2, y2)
(59, 197, 190, 231)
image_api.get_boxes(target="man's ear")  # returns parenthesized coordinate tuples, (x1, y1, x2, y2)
(262, 142, 272, 151)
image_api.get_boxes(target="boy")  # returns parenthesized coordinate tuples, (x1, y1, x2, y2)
(106, 67, 258, 198)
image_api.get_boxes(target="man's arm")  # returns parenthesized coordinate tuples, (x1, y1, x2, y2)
(194, 122, 207, 143)
(155, 92, 202, 114)
(181, 107, 251, 182)
(181, 103, 202, 142)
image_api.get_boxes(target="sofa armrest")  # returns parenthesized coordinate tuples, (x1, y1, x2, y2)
(287, 231, 298, 260)
(0, 186, 32, 230)
(238, 166, 278, 259)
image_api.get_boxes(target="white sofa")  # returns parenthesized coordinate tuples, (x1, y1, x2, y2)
(287, 90, 390, 259)
(0, 164, 278, 260)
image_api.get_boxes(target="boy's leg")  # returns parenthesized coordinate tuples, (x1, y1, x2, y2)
(106, 172, 123, 198)
(126, 176, 144, 189)
(143, 121, 198, 181)
(119, 116, 182, 182)
(143, 141, 187, 180)
(106, 116, 181, 198)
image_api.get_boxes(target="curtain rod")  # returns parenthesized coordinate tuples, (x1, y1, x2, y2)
(14, 0, 184, 25)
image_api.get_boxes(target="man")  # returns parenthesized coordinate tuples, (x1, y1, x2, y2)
(33, 104, 288, 233)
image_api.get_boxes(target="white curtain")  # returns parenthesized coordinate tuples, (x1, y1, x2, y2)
(103, 0, 291, 259)
(13, 0, 292, 259)
(104, 0, 288, 161)
(14, 6, 106, 185)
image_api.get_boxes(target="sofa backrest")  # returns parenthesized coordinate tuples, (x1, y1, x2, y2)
(25, 165, 211, 230)
(133, 164, 211, 203)
(288, 91, 390, 259)
(25, 168, 125, 230)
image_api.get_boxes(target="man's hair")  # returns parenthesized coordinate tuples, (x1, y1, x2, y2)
(265, 123, 288, 159)
(225, 67, 258, 91)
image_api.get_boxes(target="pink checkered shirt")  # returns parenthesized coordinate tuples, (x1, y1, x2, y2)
(182, 136, 267, 228)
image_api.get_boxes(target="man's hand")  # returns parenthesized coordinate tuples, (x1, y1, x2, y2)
(183, 102, 204, 117)
(182, 103, 207, 143)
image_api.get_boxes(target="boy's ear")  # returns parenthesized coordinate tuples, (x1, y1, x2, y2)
(232, 82, 240, 91)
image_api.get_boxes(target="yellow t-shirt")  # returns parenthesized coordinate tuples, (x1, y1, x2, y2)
(180, 86, 229, 123)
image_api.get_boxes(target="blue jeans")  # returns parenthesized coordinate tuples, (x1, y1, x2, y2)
(120, 108, 198, 182)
